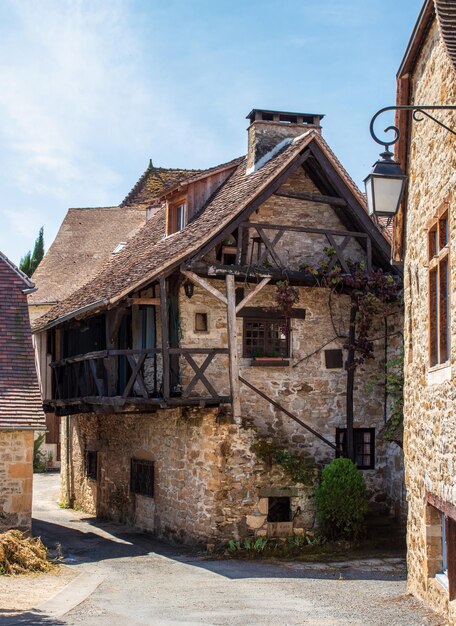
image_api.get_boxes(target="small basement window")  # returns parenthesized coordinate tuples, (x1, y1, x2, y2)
(325, 349, 343, 369)
(195, 312, 208, 332)
(267, 497, 291, 522)
(85, 450, 98, 481)
(131, 459, 154, 498)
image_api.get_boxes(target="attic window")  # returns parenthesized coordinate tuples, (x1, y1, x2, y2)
(112, 242, 127, 254)
(167, 195, 187, 235)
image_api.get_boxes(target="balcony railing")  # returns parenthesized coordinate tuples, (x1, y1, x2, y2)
(48, 348, 230, 412)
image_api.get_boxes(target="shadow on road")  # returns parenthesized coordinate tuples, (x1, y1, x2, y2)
(33, 516, 406, 582)
(0, 609, 66, 625)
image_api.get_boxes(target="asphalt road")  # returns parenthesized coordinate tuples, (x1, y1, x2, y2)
(1, 473, 442, 626)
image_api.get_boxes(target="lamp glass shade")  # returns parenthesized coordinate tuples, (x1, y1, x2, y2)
(364, 154, 406, 217)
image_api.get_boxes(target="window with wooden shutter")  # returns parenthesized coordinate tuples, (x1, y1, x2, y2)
(428, 208, 450, 366)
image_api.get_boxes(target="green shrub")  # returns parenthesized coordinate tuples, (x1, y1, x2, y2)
(315, 458, 368, 540)
(33, 433, 46, 473)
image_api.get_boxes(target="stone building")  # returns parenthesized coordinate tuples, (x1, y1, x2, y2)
(0, 252, 46, 532)
(32, 108, 404, 545)
(392, 1, 456, 622)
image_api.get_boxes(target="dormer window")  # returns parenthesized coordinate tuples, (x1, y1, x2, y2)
(167, 195, 187, 235)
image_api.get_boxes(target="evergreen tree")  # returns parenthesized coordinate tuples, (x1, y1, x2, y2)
(19, 227, 44, 277)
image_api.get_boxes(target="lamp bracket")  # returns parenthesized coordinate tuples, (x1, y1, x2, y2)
(370, 105, 456, 151)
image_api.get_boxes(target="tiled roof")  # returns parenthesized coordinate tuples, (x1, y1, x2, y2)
(120, 161, 204, 207)
(0, 254, 45, 430)
(435, 0, 456, 70)
(33, 131, 388, 333)
(29, 205, 147, 311)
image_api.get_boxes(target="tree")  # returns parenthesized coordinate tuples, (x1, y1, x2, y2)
(19, 227, 44, 277)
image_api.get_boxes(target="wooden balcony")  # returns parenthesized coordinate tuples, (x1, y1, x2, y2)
(45, 348, 231, 415)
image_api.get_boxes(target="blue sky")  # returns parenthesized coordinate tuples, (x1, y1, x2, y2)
(0, 0, 422, 264)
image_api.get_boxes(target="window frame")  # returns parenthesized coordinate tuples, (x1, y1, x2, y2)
(242, 316, 291, 359)
(428, 206, 450, 367)
(335, 428, 375, 470)
(130, 458, 154, 498)
(166, 194, 187, 236)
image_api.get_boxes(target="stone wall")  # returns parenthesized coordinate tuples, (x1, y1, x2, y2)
(0, 430, 34, 532)
(402, 19, 456, 624)
(61, 410, 316, 545)
(179, 275, 404, 513)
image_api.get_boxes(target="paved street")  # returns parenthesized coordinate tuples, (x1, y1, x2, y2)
(0, 473, 442, 626)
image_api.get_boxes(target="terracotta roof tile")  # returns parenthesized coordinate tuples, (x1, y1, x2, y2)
(29, 205, 147, 310)
(33, 131, 387, 333)
(0, 254, 45, 430)
(435, 0, 456, 71)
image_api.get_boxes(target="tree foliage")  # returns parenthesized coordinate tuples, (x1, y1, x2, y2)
(315, 458, 368, 539)
(19, 227, 44, 277)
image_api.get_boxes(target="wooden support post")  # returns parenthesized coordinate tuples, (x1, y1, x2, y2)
(345, 298, 357, 463)
(160, 276, 170, 401)
(226, 274, 242, 423)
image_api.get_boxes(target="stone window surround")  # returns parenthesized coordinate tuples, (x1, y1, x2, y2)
(425, 492, 456, 601)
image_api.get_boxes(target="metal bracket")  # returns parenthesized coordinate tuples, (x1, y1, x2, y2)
(370, 105, 456, 151)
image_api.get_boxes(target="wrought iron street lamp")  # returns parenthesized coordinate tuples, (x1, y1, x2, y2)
(365, 105, 456, 221)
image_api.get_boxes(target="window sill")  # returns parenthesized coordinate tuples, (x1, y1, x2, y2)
(250, 359, 290, 367)
(427, 362, 452, 386)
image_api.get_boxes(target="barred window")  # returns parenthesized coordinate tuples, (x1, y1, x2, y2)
(243, 318, 290, 358)
(130, 459, 154, 498)
(336, 428, 375, 470)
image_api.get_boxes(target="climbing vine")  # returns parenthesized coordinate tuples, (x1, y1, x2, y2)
(303, 248, 401, 367)
(275, 280, 300, 318)
(251, 439, 315, 485)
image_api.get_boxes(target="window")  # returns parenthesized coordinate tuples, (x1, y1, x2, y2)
(195, 312, 208, 332)
(325, 349, 343, 369)
(130, 459, 154, 497)
(426, 498, 456, 600)
(243, 317, 290, 358)
(85, 450, 98, 481)
(428, 209, 450, 366)
(267, 497, 291, 522)
(167, 196, 187, 235)
(336, 428, 375, 469)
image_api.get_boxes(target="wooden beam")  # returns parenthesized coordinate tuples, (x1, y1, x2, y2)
(194, 149, 312, 261)
(181, 269, 228, 305)
(130, 297, 160, 306)
(159, 276, 170, 400)
(275, 188, 347, 207)
(226, 274, 241, 423)
(235, 278, 270, 313)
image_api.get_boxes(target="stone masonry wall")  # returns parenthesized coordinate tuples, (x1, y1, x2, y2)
(61, 409, 316, 545)
(0, 430, 34, 532)
(402, 19, 456, 624)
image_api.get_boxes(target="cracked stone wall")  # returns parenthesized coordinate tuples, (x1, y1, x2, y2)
(402, 19, 456, 624)
(0, 431, 34, 532)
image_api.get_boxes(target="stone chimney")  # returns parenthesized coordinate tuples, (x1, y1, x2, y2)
(246, 108, 324, 173)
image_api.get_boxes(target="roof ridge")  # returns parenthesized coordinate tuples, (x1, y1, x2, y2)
(0, 251, 35, 291)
